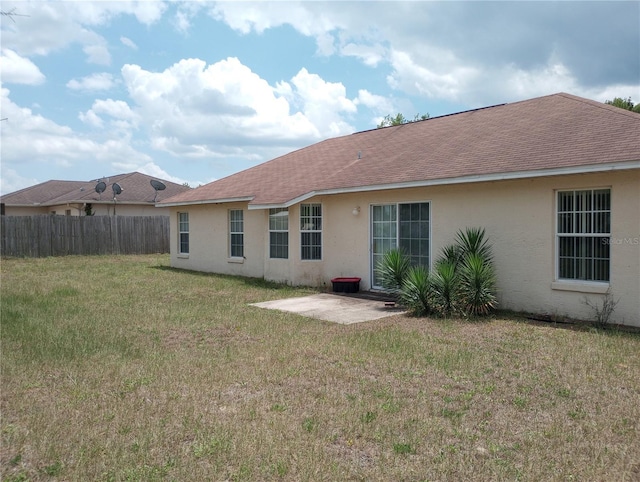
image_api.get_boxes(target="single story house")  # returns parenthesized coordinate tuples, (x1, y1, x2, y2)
(159, 93, 640, 326)
(1, 172, 191, 216)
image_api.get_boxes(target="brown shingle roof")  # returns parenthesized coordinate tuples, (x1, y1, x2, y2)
(1, 172, 191, 206)
(161, 93, 640, 207)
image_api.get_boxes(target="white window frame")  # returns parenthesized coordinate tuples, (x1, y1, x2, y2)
(178, 212, 189, 255)
(269, 208, 288, 259)
(555, 188, 611, 285)
(229, 209, 244, 259)
(300, 203, 322, 261)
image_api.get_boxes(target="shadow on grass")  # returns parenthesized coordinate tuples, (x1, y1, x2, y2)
(496, 309, 640, 337)
(149, 264, 315, 292)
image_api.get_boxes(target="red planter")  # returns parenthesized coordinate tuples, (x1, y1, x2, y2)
(331, 277, 361, 293)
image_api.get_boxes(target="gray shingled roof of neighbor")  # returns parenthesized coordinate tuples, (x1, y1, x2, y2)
(1, 172, 191, 207)
(160, 93, 640, 209)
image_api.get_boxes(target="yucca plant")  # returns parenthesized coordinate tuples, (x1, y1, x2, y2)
(400, 265, 433, 316)
(459, 252, 497, 316)
(431, 260, 460, 317)
(456, 227, 493, 262)
(439, 244, 463, 270)
(376, 248, 411, 294)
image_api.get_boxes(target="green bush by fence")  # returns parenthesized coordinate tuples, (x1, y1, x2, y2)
(0, 215, 170, 257)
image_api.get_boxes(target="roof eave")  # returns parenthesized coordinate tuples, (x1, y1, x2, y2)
(159, 196, 255, 208)
(250, 159, 640, 209)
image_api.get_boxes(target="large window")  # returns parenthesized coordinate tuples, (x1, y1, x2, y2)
(229, 209, 244, 257)
(372, 202, 430, 287)
(300, 203, 322, 260)
(178, 212, 189, 254)
(557, 188, 610, 282)
(269, 208, 288, 259)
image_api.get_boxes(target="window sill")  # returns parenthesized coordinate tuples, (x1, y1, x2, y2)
(228, 257, 244, 264)
(551, 281, 609, 294)
(177, 254, 189, 259)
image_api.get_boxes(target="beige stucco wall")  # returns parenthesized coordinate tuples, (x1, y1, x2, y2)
(169, 202, 266, 279)
(170, 170, 639, 326)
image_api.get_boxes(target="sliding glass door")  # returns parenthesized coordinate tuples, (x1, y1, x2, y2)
(371, 202, 430, 289)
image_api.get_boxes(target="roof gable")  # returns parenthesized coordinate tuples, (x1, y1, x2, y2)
(162, 93, 640, 207)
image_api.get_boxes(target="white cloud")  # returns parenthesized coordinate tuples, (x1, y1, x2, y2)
(1, 0, 164, 64)
(386, 49, 479, 102)
(209, 2, 345, 55)
(208, 2, 640, 109)
(83, 43, 111, 66)
(0, 49, 46, 85)
(80, 98, 138, 130)
(1, 87, 151, 175)
(356, 90, 392, 112)
(340, 43, 386, 67)
(120, 36, 138, 50)
(78, 109, 103, 128)
(93, 99, 135, 120)
(0, 168, 40, 196)
(120, 57, 356, 161)
(289, 68, 357, 136)
(67, 73, 115, 92)
(124, 162, 206, 187)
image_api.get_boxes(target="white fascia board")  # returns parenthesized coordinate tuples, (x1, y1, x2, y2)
(250, 160, 640, 210)
(158, 196, 254, 208)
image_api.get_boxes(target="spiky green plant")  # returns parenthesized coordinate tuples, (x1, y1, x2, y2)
(438, 244, 463, 270)
(376, 248, 411, 294)
(459, 253, 497, 316)
(400, 265, 433, 316)
(455, 227, 493, 262)
(431, 260, 460, 317)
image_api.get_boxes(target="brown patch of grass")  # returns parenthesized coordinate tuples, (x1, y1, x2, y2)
(1, 254, 639, 480)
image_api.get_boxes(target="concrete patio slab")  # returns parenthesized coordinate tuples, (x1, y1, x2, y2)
(251, 293, 405, 324)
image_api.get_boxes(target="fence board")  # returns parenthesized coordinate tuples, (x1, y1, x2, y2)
(0, 215, 170, 257)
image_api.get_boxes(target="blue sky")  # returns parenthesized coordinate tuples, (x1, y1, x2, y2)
(1, 1, 639, 195)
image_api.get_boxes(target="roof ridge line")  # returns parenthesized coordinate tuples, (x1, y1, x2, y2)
(355, 102, 508, 135)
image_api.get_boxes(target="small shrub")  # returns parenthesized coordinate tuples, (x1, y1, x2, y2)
(431, 260, 460, 317)
(377, 248, 411, 294)
(439, 244, 463, 269)
(456, 226, 493, 262)
(459, 253, 497, 316)
(582, 289, 619, 328)
(400, 265, 433, 316)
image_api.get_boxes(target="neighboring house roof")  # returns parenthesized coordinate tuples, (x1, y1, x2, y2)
(1, 172, 191, 207)
(160, 93, 640, 209)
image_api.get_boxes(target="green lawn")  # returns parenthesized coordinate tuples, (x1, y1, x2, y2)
(1, 255, 639, 481)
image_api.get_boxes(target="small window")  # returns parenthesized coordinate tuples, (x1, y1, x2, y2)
(229, 209, 244, 257)
(269, 208, 288, 259)
(300, 203, 322, 260)
(178, 212, 189, 255)
(557, 189, 610, 282)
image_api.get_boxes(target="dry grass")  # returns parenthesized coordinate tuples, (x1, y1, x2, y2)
(1, 254, 639, 481)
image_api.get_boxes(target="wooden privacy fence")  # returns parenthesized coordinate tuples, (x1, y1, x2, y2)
(1, 215, 170, 257)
